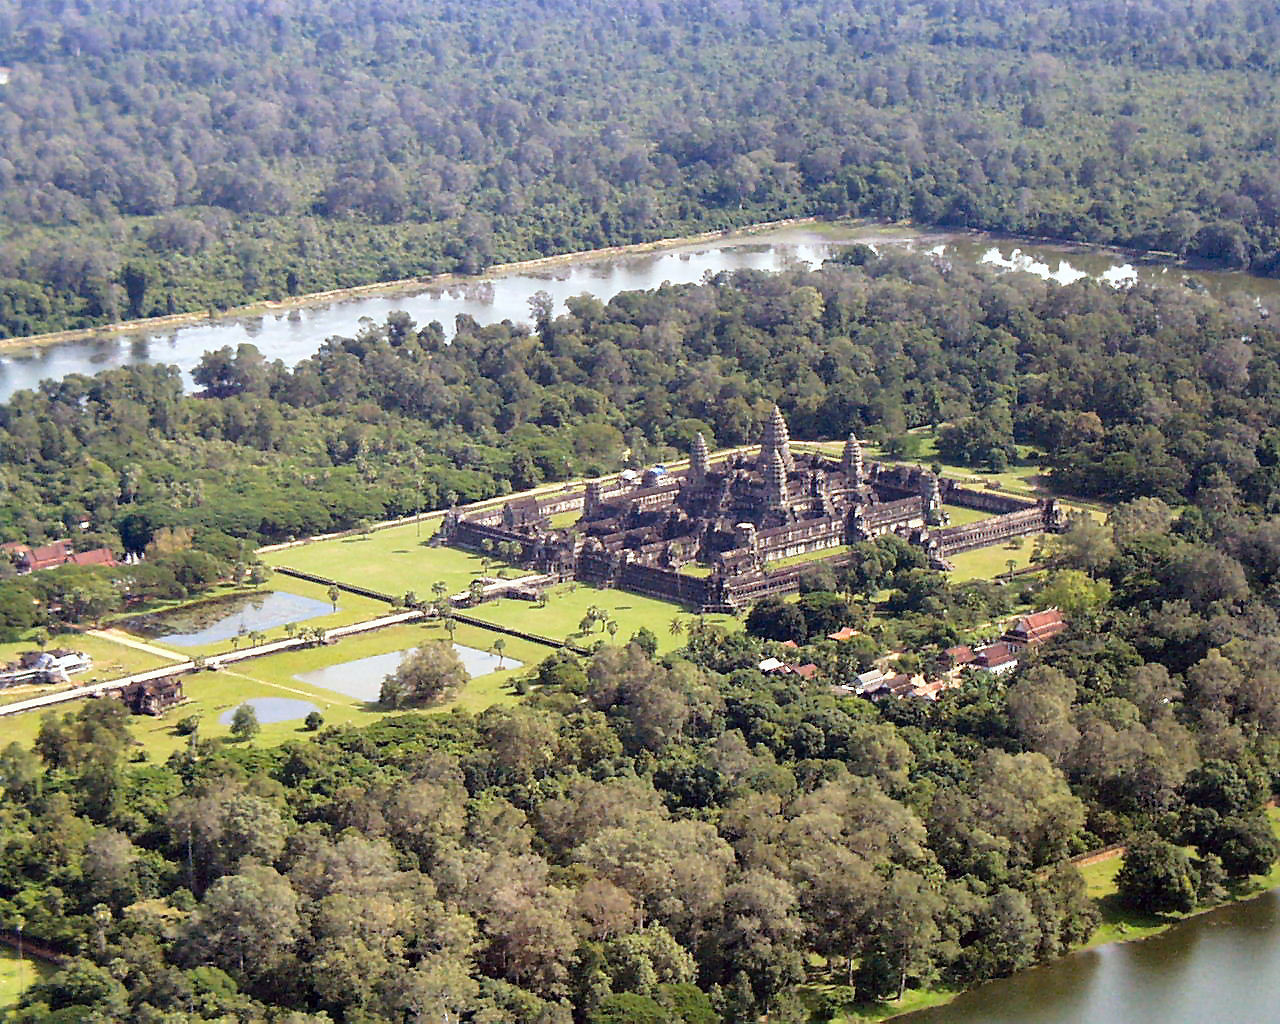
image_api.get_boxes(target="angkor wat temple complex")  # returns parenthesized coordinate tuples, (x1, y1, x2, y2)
(441, 407, 1067, 611)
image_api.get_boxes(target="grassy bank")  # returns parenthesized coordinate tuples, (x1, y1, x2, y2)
(114, 575, 390, 661)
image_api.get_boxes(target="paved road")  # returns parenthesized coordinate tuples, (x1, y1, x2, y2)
(87, 628, 187, 662)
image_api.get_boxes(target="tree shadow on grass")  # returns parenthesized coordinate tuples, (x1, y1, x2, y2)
(1095, 892, 1174, 933)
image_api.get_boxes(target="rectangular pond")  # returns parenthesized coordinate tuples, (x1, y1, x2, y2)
(295, 644, 522, 702)
(121, 590, 334, 647)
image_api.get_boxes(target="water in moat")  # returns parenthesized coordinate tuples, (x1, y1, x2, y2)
(295, 644, 522, 702)
(2, 223, 1277, 402)
(901, 890, 1280, 1023)
(121, 590, 332, 647)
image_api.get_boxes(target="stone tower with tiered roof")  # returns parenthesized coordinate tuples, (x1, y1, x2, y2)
(690, 432, 711, 485)
(841, 431, 865, 486)
(764, 449, 789, 509)
(759, 404, 794, 474)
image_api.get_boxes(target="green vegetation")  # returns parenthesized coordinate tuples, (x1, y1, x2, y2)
(3, 1, 1280, 337)
(2, 618, 535, 760)
(765, 546, 854, 572)
(464, 583, 738, 652)
(946, 540, 1040, 583)
(261, 518, 517, 601)
(940, 504, 994, 527)
(0, 948, 52, 1011)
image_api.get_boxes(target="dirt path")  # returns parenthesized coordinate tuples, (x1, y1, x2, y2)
(87, 628, 187, 662)
(216, 668, 357, 709)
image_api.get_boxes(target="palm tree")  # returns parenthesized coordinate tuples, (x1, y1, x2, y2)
(606, 620, 619, 642)
(444, 615, 457, 641)
(432, 581, 448, 602)
(492, 637, 507, 668)
(469, 579, 486, 605)
(669, 616, 684, 636)
(284, 622, 297, 639)
(327, 584, 340, 611)
(248, 630, 266, 647)
(1005, 559, 1018, 577)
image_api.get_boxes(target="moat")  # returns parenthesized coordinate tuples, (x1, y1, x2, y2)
(1, 222, 1277, 402)
(901, 890, 1280, 1023)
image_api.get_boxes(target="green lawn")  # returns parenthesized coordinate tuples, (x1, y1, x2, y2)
(946, 538, 1040, 582)
(464, 582, 738, 652)
(547, 510, 581, 529)
(262, 519, 524, 605)
(2, 618, 539, 760)
(0, 946, 54, 1010)
(940, 503, 994, 527)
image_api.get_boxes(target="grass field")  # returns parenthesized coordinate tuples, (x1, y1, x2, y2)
(941, 503, 994, 527)
(0, 946, 54, 1010)
(262, 518, 525, 602)
(464, 582, 738, 652)
(946, 538, 1040, 582)
(263, 516, 736, 654)
(2, 617, 541, 760)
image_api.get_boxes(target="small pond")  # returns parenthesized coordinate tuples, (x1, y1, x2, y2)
(295, 643, 522, 701)
(122, 590, 333, 647)
(218, 697, 319, 726)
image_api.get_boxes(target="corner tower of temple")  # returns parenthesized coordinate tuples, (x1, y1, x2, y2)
(841, 431, 865, 486)
(759, 404, 794, 474)
(690, 432, 711, 485)
(921, 470, 943, 525)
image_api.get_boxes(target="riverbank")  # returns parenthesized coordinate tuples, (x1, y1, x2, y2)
(834, 809, 1280, 1023)
(0, 217, 821, 355)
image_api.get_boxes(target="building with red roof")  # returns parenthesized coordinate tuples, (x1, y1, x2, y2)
(4, 539, 115, 574)
(1002, 608, 1067, 650)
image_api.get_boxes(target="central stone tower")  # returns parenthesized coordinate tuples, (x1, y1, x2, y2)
(690, 432, 711, 485)
(841, 431, 865, 486)
(759, 405, 794, 474)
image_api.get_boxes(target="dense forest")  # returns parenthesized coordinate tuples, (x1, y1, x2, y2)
(7, 495, 1280, 1021)
(3, 0, 1280, 336)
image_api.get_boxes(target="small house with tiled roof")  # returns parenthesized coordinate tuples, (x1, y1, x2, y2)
(1002, 608, 1067, 650)
(975, 641, 1018, 674)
